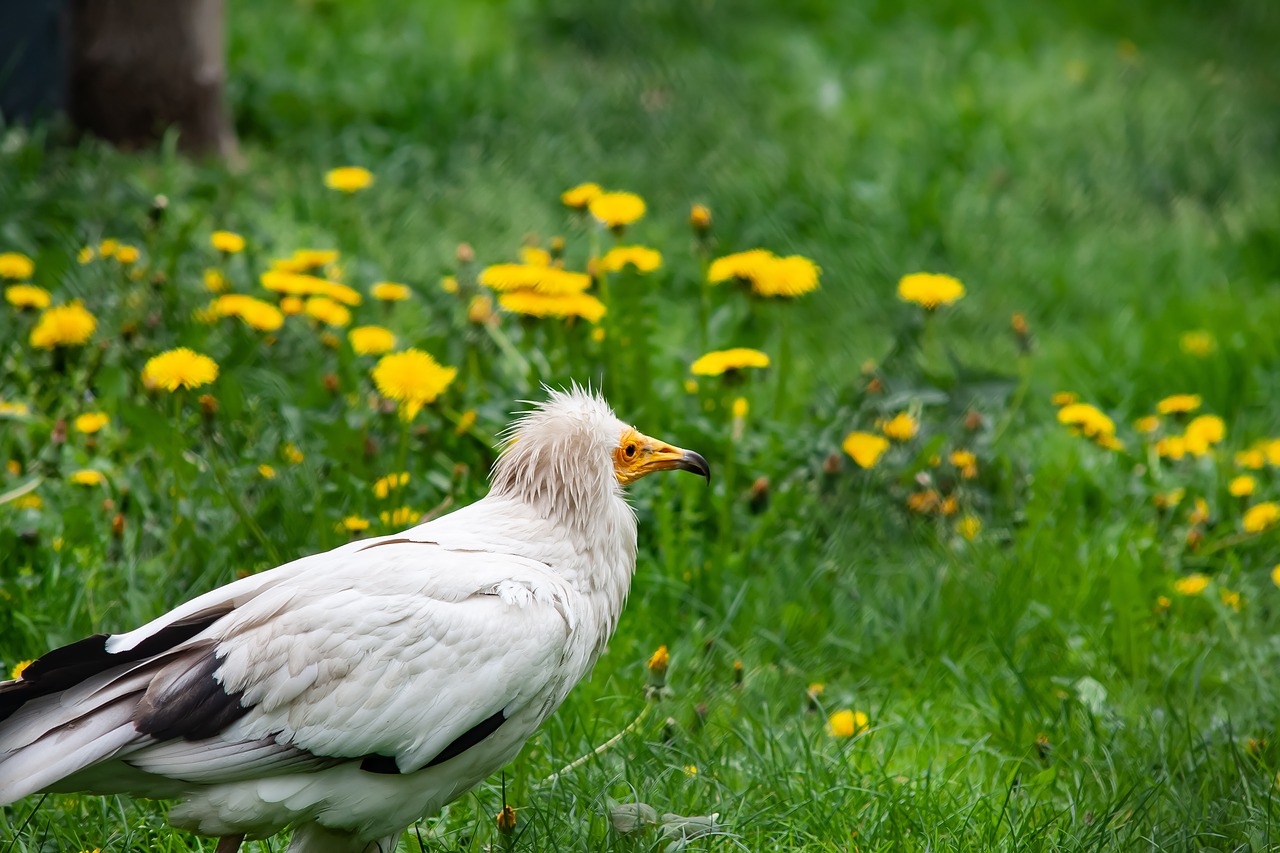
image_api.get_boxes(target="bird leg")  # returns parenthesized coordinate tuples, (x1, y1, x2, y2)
(214, 834, 245, 853)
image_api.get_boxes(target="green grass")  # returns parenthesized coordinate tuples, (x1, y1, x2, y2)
(3, 0, 1280, 850)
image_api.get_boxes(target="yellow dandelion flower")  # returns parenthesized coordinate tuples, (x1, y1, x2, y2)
(828, 709, 870, 738)
(455, 409, 477, 436)
(1236, 448, 1266, 469)
(98, 239, 119, 258)
(690, 203, 712, 232)
(751, 255, 821, 298)
(682, 765, 698, 777)
(519, 246, 552, 267)
(1153, 488, 1185, 510)
(951, 449, 978, 478)
(842, 432, 889, 468)
(13, 494, 41, 510)
(77, 246, 94, 264)
(590, 327, 605, 342)
(1134, 415, 1161, 434)
(690, 347, 770, 376)
(304, 296, 351, 327)
(1174, 573, 1209, 596)
(114, 245, 140, 264)
(1057, 402, 1115, 438)
(1220, 588, 1242, 612)
(380, 506, 421, 527)
(880, 412, 919, 442)
(1267, 439, 1280, 466)
(1243, 502, 1280, 534)
(213, 294, 285, 331)
(683, 379, 698, 394)
(142, 348, 219, 392)
(210, 230, 246, 253)
(0, 252, 34, 279)
(203, 268, 228, 293)
(561, 182, 602, 209)
(348, 325, 397, 356)
(258, 464, 277, 479)
(1179, 330, 1216, 356)
(283, 443, 304, 464)
(0, 401, 30, 417)
(6, 460, 18, 475)
(280, 295, 304, 315)
(1184, 415, 1225, 456)
(601, 245, 663, 274)
(588, 191, 646, 229)
(5, 284, 51, 310)
(340, 515, 371, 532)
(1271, 564, 1280, 589)
(481, 264, 591, 295)
(440, 275, 458, 294)
(732, 397, 749, 420)
(906, 490, 942, 514)
(1228, 475, 1255, 497)
(1095, 434, 1125, 452)
(647, 645, 670, 673)
(708, 249, 774, 284)
(1051, 392, 1078, 407)
(367, 282, 410, 302)
(957, 514, 982, 540)
(1157, 394, 1201, 415)
(74, 412, 109, 434)
(324, 166, 374, 192)
(70, 469, 106, 486)
(29, 302, 97, 349)
(498, 290, 605, 323)
(897, 272, 965, 309)
(372, 349, 457, 421)
(9, 659, 33, 680)
(1155, 435, 1187, 460)
(372, 472, 410, 499)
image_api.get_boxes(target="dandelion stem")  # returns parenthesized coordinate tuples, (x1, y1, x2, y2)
(539, 703, 652, 786)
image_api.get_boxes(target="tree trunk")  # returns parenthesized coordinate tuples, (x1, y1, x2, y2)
(68, 0, 238, 159)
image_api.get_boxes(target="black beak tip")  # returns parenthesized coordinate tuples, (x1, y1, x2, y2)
(681, 450, 712, 484)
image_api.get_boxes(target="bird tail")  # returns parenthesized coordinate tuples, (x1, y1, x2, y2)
(0, 604, 235, 804)
(0, 661, 153, 803)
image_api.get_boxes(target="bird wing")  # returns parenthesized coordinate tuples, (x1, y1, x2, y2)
(1, 535, 580, 798)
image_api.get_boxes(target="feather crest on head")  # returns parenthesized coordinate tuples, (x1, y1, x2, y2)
(490, 384, 629, 516)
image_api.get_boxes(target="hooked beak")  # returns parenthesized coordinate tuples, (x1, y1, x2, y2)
(620, 432, 712, 485)
(640, 443, 711, 483)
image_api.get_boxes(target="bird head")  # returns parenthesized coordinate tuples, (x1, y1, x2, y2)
(491, 386, 710, 509)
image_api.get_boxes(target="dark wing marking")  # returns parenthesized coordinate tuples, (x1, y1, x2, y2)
(133, 640, 251, 741)
(0, 603, 234, 724)
(359, 708, 507, 774)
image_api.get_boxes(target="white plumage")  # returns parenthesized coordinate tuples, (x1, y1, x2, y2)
(0, 388, 709, 853)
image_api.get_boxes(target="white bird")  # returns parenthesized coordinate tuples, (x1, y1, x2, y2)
(0, 387, 709, 853)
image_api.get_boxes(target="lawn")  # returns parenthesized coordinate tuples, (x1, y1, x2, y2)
(3, 0, 1280, 850)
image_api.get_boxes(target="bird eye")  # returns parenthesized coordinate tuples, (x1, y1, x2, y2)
(624, 443, 637, 459)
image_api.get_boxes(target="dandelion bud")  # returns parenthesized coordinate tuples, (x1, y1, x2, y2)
(1034, 732, 1051, 760)
(964, 411, 984, 432)
(111, 513, 126, 538)
(51, 419, 67, 446)
(468, 294, 494, 326)
(732, 659, 744, 688)
(1186, 527, 1203, 551)
(866, 377, 883, 394)
(749, 476, 770, 514)
(323, 373, 340, 395)
(455, 242, 475, 264)
(549, 236, 565, 259)
(496, 805, 517, 836)
(1011, 312, 1029, 337)
(1248, 738, 1266, 756)
(646, 645, 669, 695)
(690, 203, 712, 234)
(821, 451, 843, 476)
(806, 682, 824, 712)
(198, 393, 219, 418)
